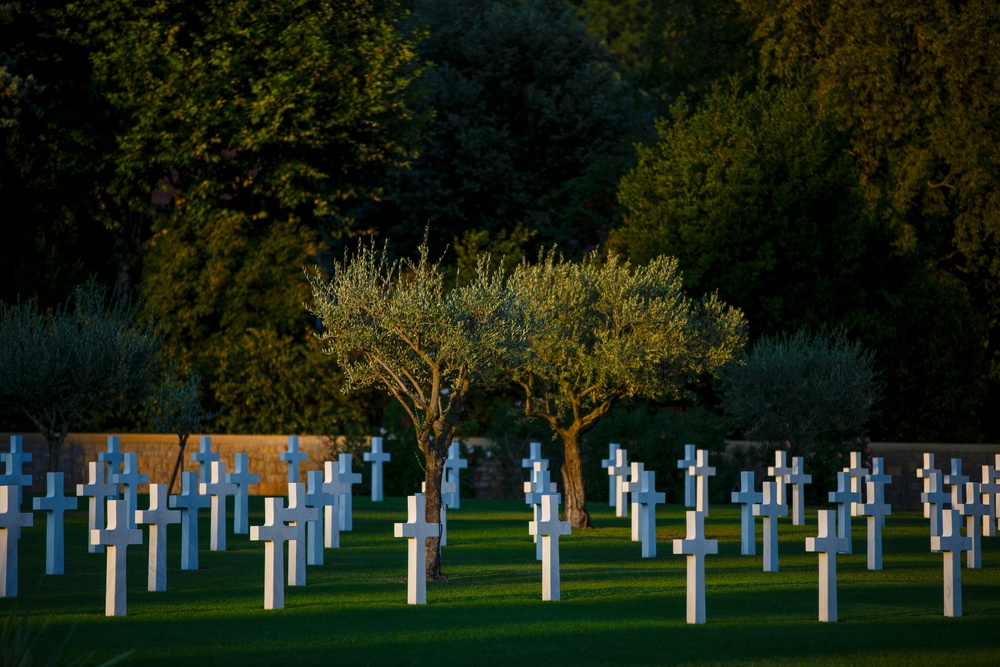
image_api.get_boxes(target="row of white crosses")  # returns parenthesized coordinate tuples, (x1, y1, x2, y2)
(520, 443, 570, 601)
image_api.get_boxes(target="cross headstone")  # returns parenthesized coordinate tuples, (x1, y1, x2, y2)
(200, 460, 237, 551)
(77, 461, 116, 554)
(979, 465, 1000, 538)
(32, 472, 77, 575)
(632, 470, 665, 558)
(98, 435, 124, 498)
(440, 466, 459, 519)
(956, 481, 988, 569)
(422, 481, 453, 547)
(731, 471, 763, 556)
(135, 483, 181, 592)
(2, 435, 32, 508)
(859, 480, 892, 570)
(930, 509, 971, 618)
(768, 450, 794, 507)
(866, 457, 893, 530)
(0, 485, 33, 597)
(249, 496, 299, 610)
(227, 453, 259, 535)
(689, 449, 716, 515)
(92, 499, 142, 616)
(521, 441, 546, 474)
(321, 460, 346, 548)
(336, 453, 362, 531)
(524, 463, 559, 560)
(843, 451, 869, 517)
(828, 471, 861, 554)
(443, 442, 469, 509)
(993, 455, 1000, 532)
(393, 493, 440, 605)
(113, 452, 148, 529)
(305, 470, 337, 565)
(623, 461, 645, 541)
(601, 443, 620, 508)
(285, 483, 318, 587)
(191, 436, 220, 484)
(169, 471, 210, 570)
(528, 493, 571, 601)
(920, 469, 949, 540)
(916, 453, 940, 520)
(677, 443, 698, 508)
(281, 435, 308, 484)
(786, 456, 812, 526)
(804, 509, 848, 622)
(753, 481, 787, 572)
(944, 458, 969, 508)
(672, 510, 718, 624)
(608, 448, 630, 518)
(364, 437, 391, 502)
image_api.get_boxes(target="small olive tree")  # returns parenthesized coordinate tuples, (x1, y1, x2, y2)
(0, 283, 159, 470)
(508, 251, 747, 527)
(147, 367, 213, 494)
(307, 241, 527, 579)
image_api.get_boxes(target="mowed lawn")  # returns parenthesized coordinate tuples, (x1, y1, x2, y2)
(4, 496, 1000, 666)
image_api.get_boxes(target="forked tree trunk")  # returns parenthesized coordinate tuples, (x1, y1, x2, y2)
(423, 449, 446, 579)
(560, 431, 592, 528)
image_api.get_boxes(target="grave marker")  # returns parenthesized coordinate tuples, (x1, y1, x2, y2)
(200, 460, 237, 551)
(91, 499, 142, 616)
(804, 509, 848, 622)
(916, 453, 940, 519)
(169, 471, 210, 570)
(113, 452, 148, 529)
(524, 463, 559, 560)
(2, 435, 32, 507)
(32, 472, 77, 575)
(321, 460, 346, 548)
(944, 458, 969, 507)
(601, 443, 620, 508)
(281, 435, 308, 484)
(393, 493, 440, 605)
(632, 470, 665, 558)
(443, 442, 469, 509)
(191, 436, 220, 484)
(859, 480, 891, 570)
(364, 437, 391, 502)
(866, 457, 892, 530)
(135, 483, 181, 592)
(608, 448, 630, 517)
(843, 451, 869, 517)
(305, 470, 337, 565)
(285, 483, 318, 586)
(731, 471, 762, 556)
(250, 496, 299, 610)
(528, 493, 571, 601)
(979, 465, 1000, 538)
(768, 451, 793, 507)
(623, 461, 645, 541)
(677, 444, 698, 508)
(930, 509, 971, 618)
(920, 469, 948, 539)
(672, 510, 718, 624)
(786, 456, 812, 526)
(956, 481, 988, 569)
(76, 461, 115, 554)
(828, 471, 861, 554)
(753, 481, 787, 572)
(97, 436, 124, 497)
(336, 453, 362, 531)
(0, 485, 33, 597)
(227, 453, 259, 535)
(521, 442, 546, 474)
(689, 449, 716, 515)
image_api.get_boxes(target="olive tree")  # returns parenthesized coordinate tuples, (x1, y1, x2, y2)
(508, 251, 746, 527)
(307, 241, 528, 579)
(147, 367, 213, 494)
(0, 283, 159, 470)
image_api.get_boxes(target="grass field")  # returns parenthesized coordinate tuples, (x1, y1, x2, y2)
(3, 496, 1000, 666)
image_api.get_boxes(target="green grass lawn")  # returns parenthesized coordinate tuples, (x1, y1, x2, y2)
(4, 496, 1000, 666)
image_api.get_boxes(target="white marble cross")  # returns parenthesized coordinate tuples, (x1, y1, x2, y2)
(169, 471, 211, 570)
(753, 481, 787, 572)
(529, 493, 571, 601)
(994, 455, 1000, 532)
(828, 471, 861, 554)
(422, 481, 454, 546)
(305, 470, 337, 565)
(677, 443, 698, 508)
(623, 461, 645, 541)
(786, 456, 812, 526)
(249, 496, 299, 610)
(443, 442, 469, 509)
(920, 469, 949, 539)
(113, 452, 148, 529)
(632, 470, 665, 558)
(979, 465, 1000, 538)
(200, 460, 237, 551)
(689, 449, 716, 515)
(440, 466, 459, 517)
(672, 510, 718, 624)
(944, 458, 969, 507)
(336, 453, 362, 531)
(956, 481, 988, 569)
(77, 461, 116, 554)
(364, 437, 391, 502)
(321, 460, 347, 548)
(32, 472, 77, 575)
(843, 451, 869, 517)
(805, 509, 848, 622)
(92, 498, 142, 616)
(393, 493, 440, 605)
(191, 435, 220, 484)
(608, 448, 630, 517)
(930, 509, 971, 618)
(0, 484, 33, 597)
(601, 443, 620, 508)
(768, 450, 793, 507)
(521, 441, 546, 474)
(731, 471, 763, 556)
(865, 457, 892, 530)
(916, 453, 940, 520)
(98, 435, 124, 497)
(859, 480, 891, 570)
(285, 483, 318, 587)
(524, 463, 559, 560)
(135, 483, 181, 592)
(227, 453, 259, 535)
(2, 435, 32, 507)
(281, 435, 308, 484)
